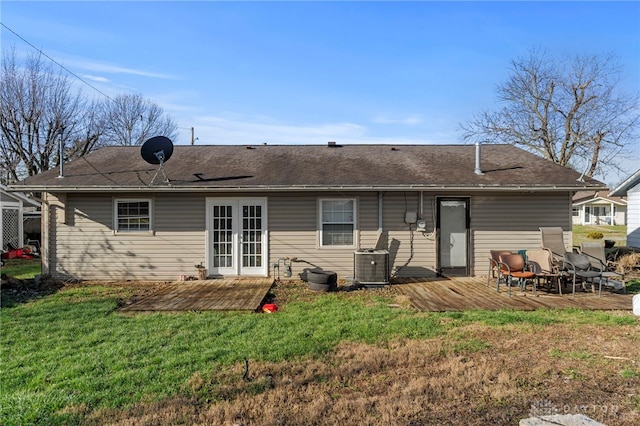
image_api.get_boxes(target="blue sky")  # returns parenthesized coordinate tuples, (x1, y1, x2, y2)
(2, 1, 639, 185)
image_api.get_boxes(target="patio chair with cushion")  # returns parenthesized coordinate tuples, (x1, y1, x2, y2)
(526, 249, 563, 295)
(579, 242, 626, 292)
(487, 250, 513, 289)
(498, 253, 536, 297)
(563, 252, 603, 297)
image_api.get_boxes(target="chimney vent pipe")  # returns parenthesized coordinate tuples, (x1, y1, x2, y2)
(474, 141, 484, 175)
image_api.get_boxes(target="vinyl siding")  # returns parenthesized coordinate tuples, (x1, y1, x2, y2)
(268, 192, 380, 279)
(627, 185, 640, 248)
(382, 192, 437, 278)
(614, 207, 626, 226)
(45, 190, 575, 281)
(471, 192, 572, 276)
(51, 193, 207, 280)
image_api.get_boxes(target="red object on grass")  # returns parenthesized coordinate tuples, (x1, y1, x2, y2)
(1, 248, 32, 259)
(262, 303, 278, 313)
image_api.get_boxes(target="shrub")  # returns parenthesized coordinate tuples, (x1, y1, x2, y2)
(587, 232, 604, 240)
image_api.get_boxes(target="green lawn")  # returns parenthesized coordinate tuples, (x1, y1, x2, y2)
(0, 284, 441, 425)
(1, 282, 638, 425)
(572, 224, 627, 247)
(1, 258, 42, 280)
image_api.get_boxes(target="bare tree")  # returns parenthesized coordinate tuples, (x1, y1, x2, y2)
(0, 48, 100, 184)
(460, 48, 639, 178)
(98, 93, 177, 147)
(1, 48, 180, 185)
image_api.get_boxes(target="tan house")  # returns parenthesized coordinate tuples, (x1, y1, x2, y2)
(571, 191, 627, 226)
(8, 143, 606, 282)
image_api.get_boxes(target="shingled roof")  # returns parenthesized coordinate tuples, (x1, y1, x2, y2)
(10, 144, 606, 192)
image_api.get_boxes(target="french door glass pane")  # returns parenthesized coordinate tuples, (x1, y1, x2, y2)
(242, 204, 262, 268)
(212, 205, 233, 268)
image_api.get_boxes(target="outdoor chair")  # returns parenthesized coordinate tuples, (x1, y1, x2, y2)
(539, 227, 570, 267)
(563, 252, 603, 297)
(487, 250, 513, 289)
(579, 242, 626, 293)
(526, 249, 563, 295)
(498, 253, 536, 297)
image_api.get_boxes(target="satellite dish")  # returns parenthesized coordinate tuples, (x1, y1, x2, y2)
(141, 136, 174, 185)
(141, 136, 174, 165)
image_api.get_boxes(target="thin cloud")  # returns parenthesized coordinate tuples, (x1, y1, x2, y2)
(81, 74, 110, 83)
(65, 58, 175, 80)
(371, 114, 423, 125)
(176, 115, 443, 146)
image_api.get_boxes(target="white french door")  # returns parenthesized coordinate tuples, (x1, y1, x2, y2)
(206, 198, 268, 276)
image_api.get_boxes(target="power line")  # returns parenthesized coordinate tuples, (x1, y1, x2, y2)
(1, 22, 114, 102)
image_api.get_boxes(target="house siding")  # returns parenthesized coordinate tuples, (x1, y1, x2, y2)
(471, 192, 572, 276)
(49, 193, 207, 280)
(382, 192, 437, 278)
(269, 192, 380, 279)
(43, 190, 573, 281)
(627, 185, 640, 248)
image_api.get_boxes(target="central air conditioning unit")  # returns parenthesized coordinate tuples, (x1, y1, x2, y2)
(354, 249, 390, 287)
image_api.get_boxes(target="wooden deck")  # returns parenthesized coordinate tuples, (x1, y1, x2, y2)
(120, 278, 274, 312)
(391, 277, 634, 312)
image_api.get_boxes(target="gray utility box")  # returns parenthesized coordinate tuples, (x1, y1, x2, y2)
(354, 249, 390, 287)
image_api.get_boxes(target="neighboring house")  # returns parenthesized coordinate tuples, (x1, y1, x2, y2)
(8, 143, 607, 281)
(571, 191, 626, 226)
(1, 184, 41, 251)
(610, 169, 640, 249)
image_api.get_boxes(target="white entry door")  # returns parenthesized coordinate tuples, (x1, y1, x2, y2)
(437, 198, 469, 276)
(206, 198, 268, 276)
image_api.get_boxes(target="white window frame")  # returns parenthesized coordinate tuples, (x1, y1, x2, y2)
(318, 198, 357, 248)
(114, 198, 153, 233)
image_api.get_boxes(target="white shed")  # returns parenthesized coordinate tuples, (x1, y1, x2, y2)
(610, 169, 640, 249)
(1, 185, 40, 251)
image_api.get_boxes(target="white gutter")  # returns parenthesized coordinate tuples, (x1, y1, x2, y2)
(7, 184, 609, 193)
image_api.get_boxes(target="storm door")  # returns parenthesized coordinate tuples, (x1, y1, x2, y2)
(206, 198, 267, 276)
(437, 198, 470, 276)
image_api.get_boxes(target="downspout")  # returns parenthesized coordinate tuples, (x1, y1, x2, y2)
(378, 191, 383, 234)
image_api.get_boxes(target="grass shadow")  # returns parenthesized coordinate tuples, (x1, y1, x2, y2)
(0, 276, 64, 308)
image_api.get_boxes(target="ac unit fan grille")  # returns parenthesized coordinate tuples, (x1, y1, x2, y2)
(354, 250, 390, 285)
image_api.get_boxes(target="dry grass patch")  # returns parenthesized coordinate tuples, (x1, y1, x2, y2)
(95, 322, 639, 426)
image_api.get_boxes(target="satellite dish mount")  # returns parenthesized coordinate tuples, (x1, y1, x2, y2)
(141, 136, 174, 186)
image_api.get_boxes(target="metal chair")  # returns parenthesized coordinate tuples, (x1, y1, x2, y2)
(498, 253, 536, 297)
(526, 249, 563, 295)
(539, 227, 569, 267)
(488, 250, 512, 289)
(579, 242, 625, 293)
(563, 252, 603, 297)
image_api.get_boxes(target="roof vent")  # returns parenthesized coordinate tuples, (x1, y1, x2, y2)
(327, 141, 342, 148)
(474, 141, 484, 175)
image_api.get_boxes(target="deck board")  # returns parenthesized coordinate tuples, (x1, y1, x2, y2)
(120, 278, 273, 312)
(391, 277, 633, 312)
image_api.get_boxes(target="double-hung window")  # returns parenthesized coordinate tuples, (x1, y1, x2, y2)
(115, 199, 151, 232)
(319, 199, 356, 247)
